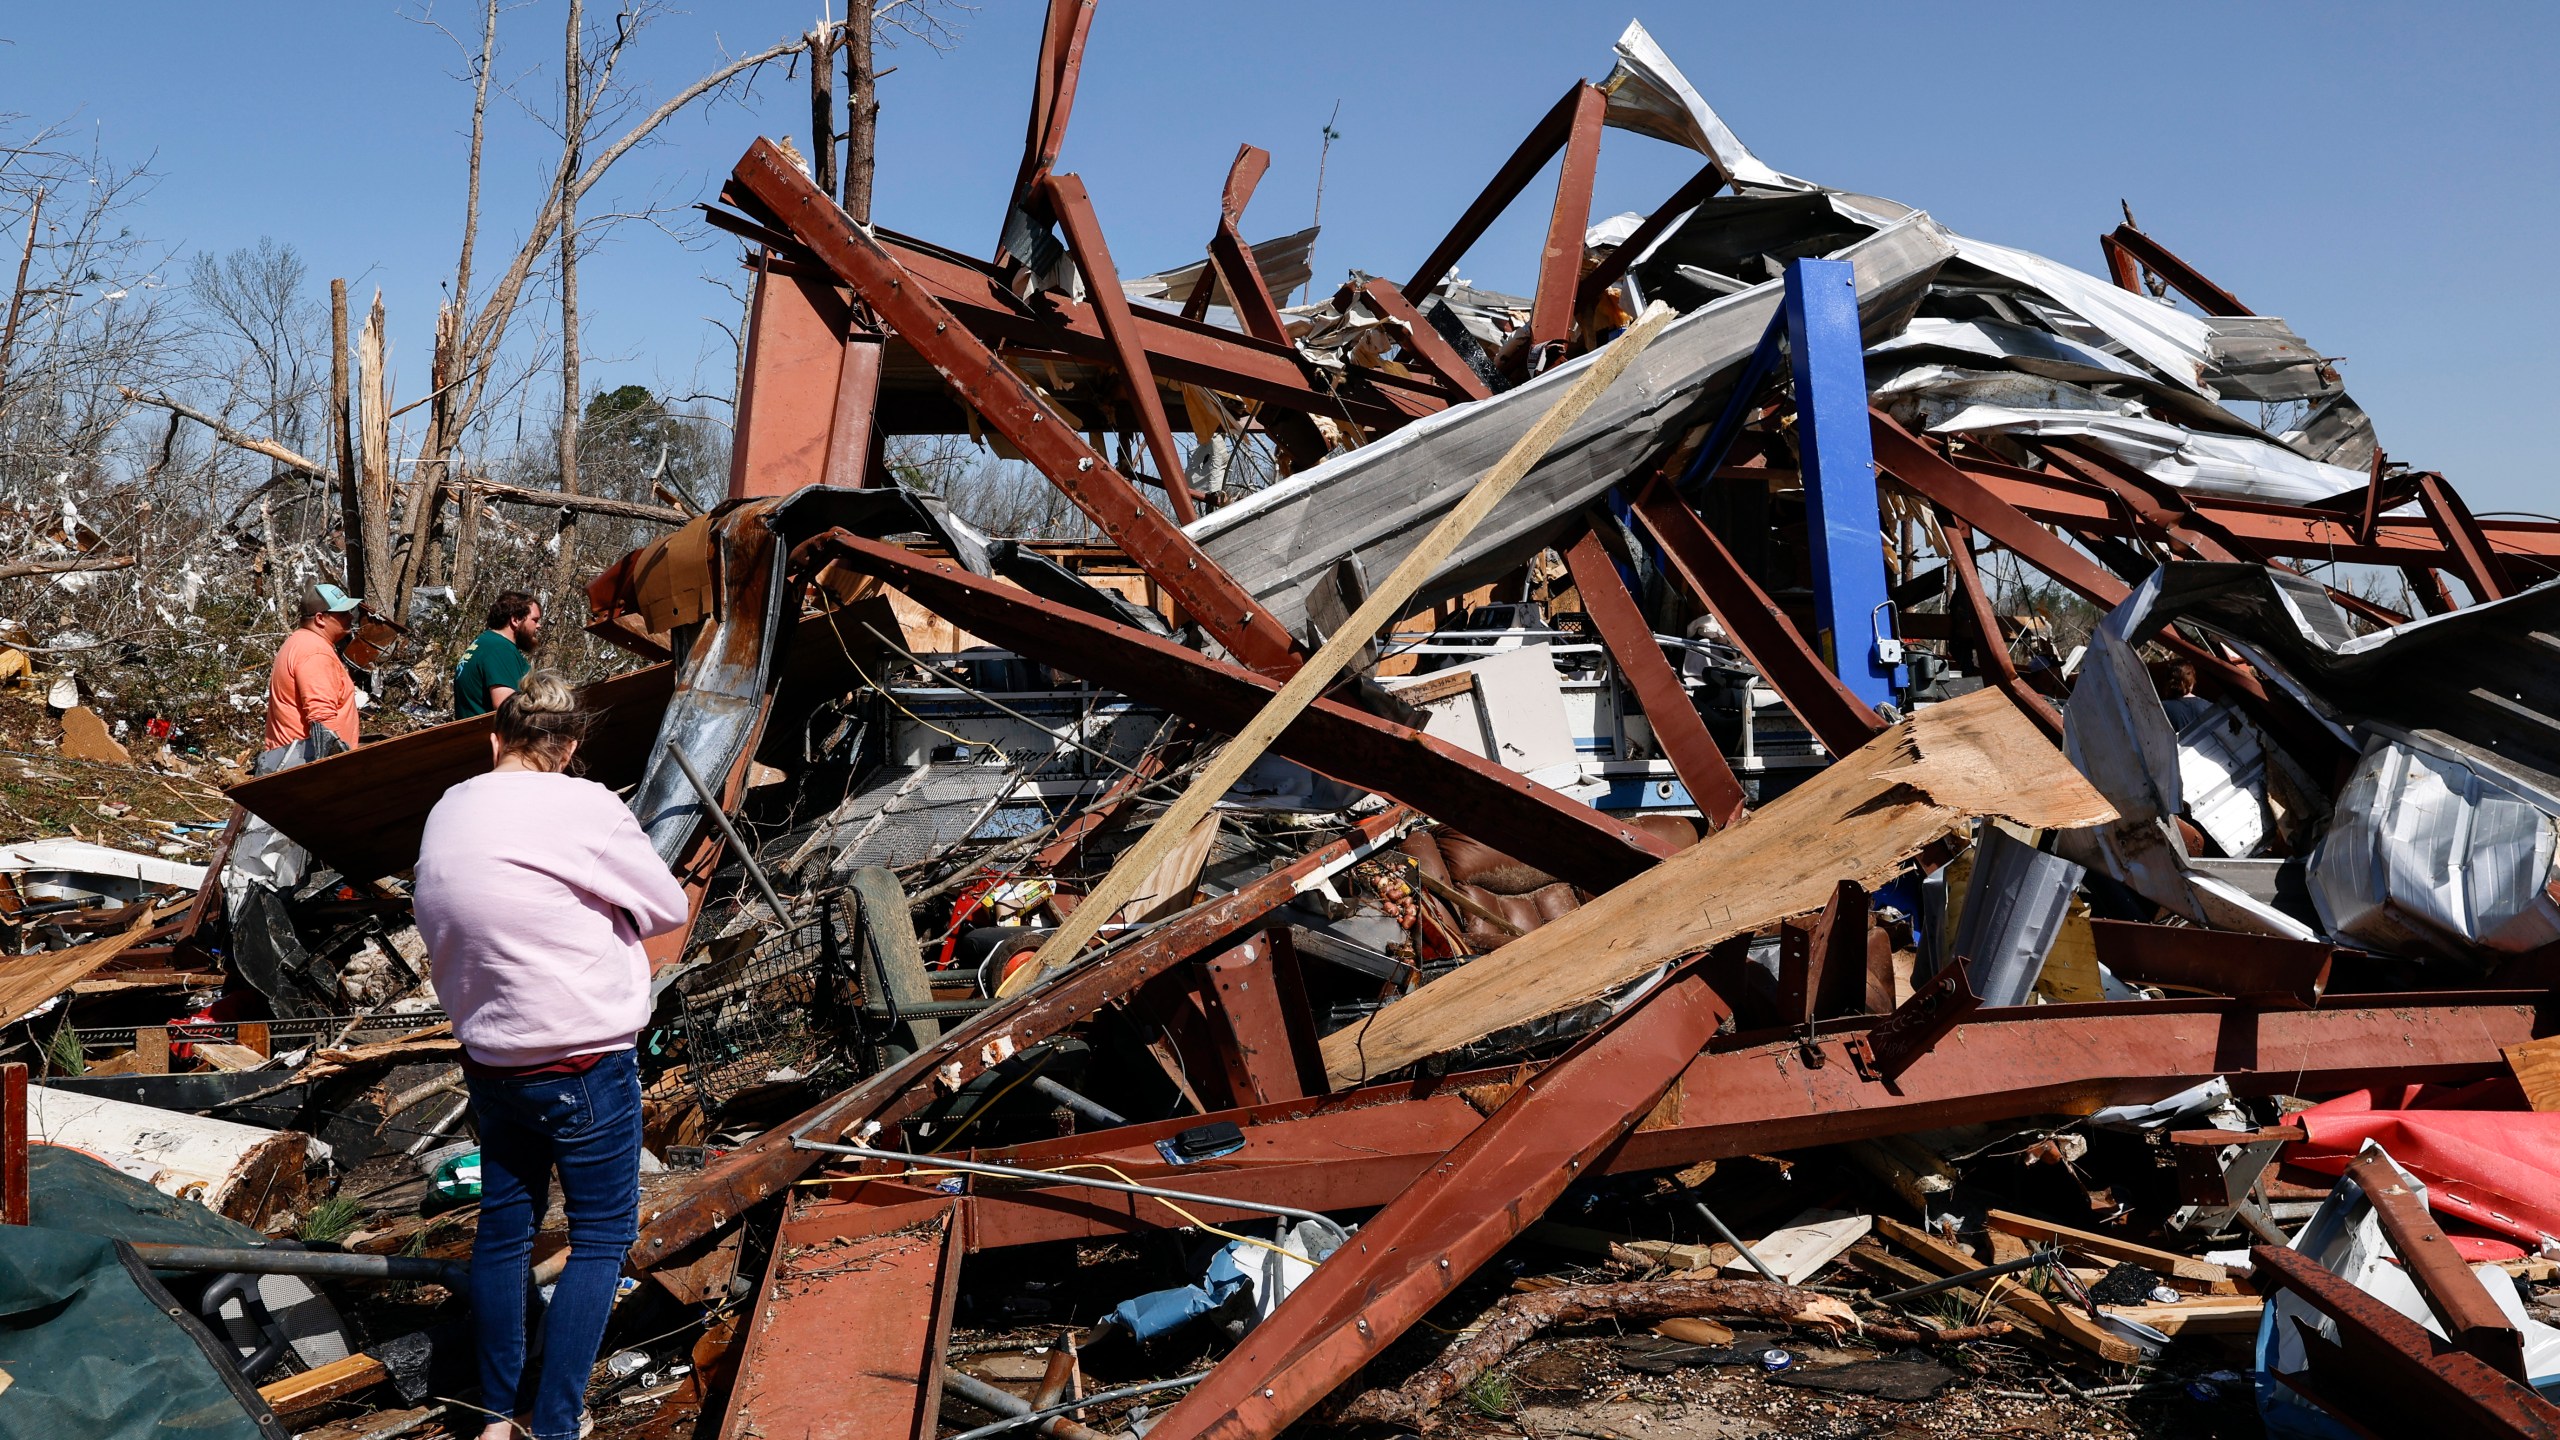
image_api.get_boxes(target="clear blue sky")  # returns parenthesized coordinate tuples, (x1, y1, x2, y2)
(4, 3, 2554, 511)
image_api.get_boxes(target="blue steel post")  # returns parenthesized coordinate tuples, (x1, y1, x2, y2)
(1783, 257, 1903, 708)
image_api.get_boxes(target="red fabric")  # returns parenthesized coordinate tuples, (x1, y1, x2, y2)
(2288, 1084, 2560, 1250)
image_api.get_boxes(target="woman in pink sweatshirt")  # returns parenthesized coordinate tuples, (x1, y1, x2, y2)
(414, 673, 688, 1440)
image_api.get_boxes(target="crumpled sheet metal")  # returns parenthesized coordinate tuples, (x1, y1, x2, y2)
(2056, 617, 2313, 938)
(1921, 402, 2369, 506)
(1184, 214, 1953, 645)
(619, 486, 988, 865)
(2309, 729, 2560, 959)
(1597, 20, 1808, 191)
(2109, 562, 2560, 788)
(2086, 563, 2560, 959)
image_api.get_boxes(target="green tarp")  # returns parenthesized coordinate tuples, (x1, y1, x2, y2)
(0, 1146, 283, 1440)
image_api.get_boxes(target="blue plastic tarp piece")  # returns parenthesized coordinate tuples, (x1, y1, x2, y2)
(1107, 1245, 1252, 1342)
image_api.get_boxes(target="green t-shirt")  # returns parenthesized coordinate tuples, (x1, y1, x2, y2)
(453, 629, 532, 718)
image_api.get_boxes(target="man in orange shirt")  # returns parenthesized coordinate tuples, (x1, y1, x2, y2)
(262, 582, 365, 769)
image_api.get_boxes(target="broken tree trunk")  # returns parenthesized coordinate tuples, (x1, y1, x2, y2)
(1318, 686, 2117, 1088)
(330, 278, 366, 595)
(1333, 1276, 2002, 1428)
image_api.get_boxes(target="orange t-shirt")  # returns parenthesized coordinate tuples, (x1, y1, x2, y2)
(263, 628, 361, 752)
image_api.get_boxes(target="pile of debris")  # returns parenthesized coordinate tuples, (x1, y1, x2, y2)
(11, 8, 2560, 1439)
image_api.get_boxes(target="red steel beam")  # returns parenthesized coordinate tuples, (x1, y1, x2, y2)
(1041, 172, 1199, 523)
(2034, 439, 2410, 628)
(998, 0, 1099, 265)
(1948, 453, 2560, 564)
(1577, 159, 1726, 318)
(806, 531, 1675, 890)
(1143, 966, 1734, 1440)
(1356, 278, 1492, 403)
(1199, 933, 1313, 1106)
(1406, 83, 1595, 302)
(2415, 471, 2513, 603)
(1630, 487, 1887, 760)
(1527, 84, 1607, 369)
(629, 809, 1419, 1269)
(940, 993, 2538, 1253)
(1, 1062, 25, 1226)
(1938, 515, 2064, 743)
(2103, 223, 2251, 316)
(1182, 146, 1266, 323)
(2099, 232, 2147, 296)
(1870, 413, 2310, 733)
(1204, 146, 1292, 346)
(2253, 1243, 2560, 1439)
(2087, 919, 2331, 1009)
(1562, 526, 1746, 828)
(2341, 1150, 2529, 1382)
(862, 229, 1429, 430)
(729, 139, 1303, 676)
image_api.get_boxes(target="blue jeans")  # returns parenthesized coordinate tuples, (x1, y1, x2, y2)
(466, 1049, 642, 1440)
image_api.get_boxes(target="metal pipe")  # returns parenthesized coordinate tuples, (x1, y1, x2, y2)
(1029, 1075, 1128, 1128)
(129, 1243, 467, 1287)
(666, 743, 793, 924)
(1688, 1197, 1785, 1285)
(939, 1368, 1116, 1440)
(944, 1368, 1208, 1440)
(795, 1138, 1346, 1243)
(1873, 1246, 2061, 1306)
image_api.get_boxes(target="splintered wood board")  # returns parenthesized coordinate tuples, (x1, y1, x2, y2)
(1319, 688, 2115, 1087)
(2504, 1035, 2560, 1112)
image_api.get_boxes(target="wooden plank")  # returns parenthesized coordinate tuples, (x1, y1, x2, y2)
(2098, 1296, 2264, 1337)
(1321, 688, 2116, 1087)
(1875, 1215, 2141, 1363)
(1984, 1209, 2231, 1283)
(0, 903, 164, 1026)
(1842, 1246, 2072, 1360)
(190, 1042, 270, 1073)
(1383, 669, 1477, 707)
(258, 1353, 389, 1418)
(135, 1025, 169, 1075)
(1730, 1211, 1871, 1285)
(2503, 1034, 2560, 1112)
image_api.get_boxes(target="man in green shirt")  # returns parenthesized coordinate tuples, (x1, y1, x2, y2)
(454, 590, 542, 719)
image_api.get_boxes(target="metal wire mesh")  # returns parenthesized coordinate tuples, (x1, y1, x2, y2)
(674, 894, 863, 1108)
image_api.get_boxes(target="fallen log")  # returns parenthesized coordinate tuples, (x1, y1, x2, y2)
(1332, 1275, 2008, 1428)
(461, 478, 688, 526)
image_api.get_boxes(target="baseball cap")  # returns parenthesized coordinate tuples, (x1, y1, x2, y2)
(305, 582, 364, 614)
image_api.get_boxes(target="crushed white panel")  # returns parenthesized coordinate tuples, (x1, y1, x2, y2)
(2308, 729, 2560, 958)
(1925, 404, 2368, 505)
(2175, 702, 2273, 858)
(1384, 644, 1578, 778)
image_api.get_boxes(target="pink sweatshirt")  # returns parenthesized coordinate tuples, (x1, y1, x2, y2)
(413, 771, 690, 1067)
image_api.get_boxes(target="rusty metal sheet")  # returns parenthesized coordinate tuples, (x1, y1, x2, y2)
(227, 662, 674, 883)
(716, 1195, 961, 1440)
(807, 531, 1676, 891)
(2088, 918, 2333, 1008)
